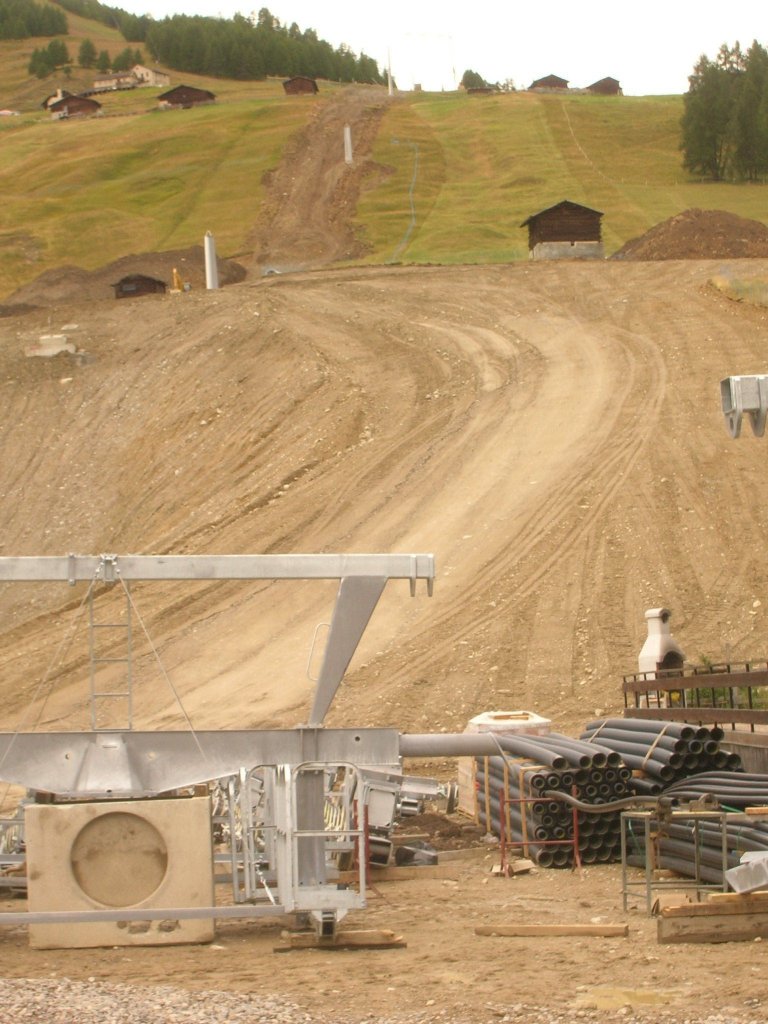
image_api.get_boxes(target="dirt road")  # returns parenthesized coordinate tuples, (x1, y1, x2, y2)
(1, 88, 768, 1022)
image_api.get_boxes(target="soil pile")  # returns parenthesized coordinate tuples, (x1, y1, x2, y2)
(0, 245, 247, 312)
(612, 208, 768, 260)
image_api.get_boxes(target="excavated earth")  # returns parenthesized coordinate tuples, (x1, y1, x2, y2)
(1, 88, 768, 1023)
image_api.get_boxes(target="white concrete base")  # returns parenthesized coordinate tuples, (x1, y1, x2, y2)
(26, 796, 214, 949)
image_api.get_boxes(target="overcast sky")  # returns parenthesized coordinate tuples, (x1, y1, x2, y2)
(116, 1, 766, 95)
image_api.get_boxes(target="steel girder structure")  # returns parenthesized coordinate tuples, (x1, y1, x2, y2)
(0, 552, 434, 936)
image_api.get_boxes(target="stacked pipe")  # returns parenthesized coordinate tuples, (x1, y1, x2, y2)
(579, 718, 743, 790)
(624, 811, 768, 886)
(472, 732, 631, 867)
(664, 771, 768, 809)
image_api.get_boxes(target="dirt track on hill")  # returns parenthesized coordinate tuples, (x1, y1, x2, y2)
(2, 88, 768, 1022)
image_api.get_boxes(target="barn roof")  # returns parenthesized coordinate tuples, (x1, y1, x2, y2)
(529, 74, 569, 89)
(520, 200, 603, 228)
(158, 85, 216, 101)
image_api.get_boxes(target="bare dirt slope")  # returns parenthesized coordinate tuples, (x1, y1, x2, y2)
(2, 257, 767, 738)
(1, 88, 768, 1022)
(248, 85, 393, 272)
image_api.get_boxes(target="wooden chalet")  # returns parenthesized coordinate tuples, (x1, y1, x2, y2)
(92, 71, 137, 92)
(521, 200, 603, 260)
(157, 85, 215, 109)
(587, 77, 622, 96)
(529, 74, 569, 91)
(48, 95, 102, 120)
(112, 274, 167, 299)
(132, 64, 171, 87)
(41, 88, 73, 110)
(282, 76, 319, 95)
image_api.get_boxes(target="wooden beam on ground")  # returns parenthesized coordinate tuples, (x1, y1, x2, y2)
(337, 863, 460, 884)
(664, 895, 768, 916)
(475, 923, 629, 938)
(658, 911, 768, 944)
(275, 928, 406, 952)
(659, 896, 768, 943)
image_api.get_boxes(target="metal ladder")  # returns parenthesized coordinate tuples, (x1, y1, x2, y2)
(87, 579, 133, 731)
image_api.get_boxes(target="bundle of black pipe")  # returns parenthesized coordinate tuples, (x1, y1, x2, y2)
(664, 771, 768, 809)
(624, 813, 768, 886)
(473, 731, 632, 867)
(579, 718, 743, 786)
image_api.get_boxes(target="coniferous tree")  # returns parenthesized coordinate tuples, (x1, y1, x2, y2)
(78, 37, 97, 67)
(681, 40, 768, 181)
(730, 41, 768, 180)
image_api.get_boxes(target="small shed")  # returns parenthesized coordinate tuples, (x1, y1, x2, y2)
(112, 274, 167, 299)
(157, 85, 215, 109)
(520, 200, 604, 260)
(529, 74, 569, 91)
(49, 95, 102, 120)
(282, 76, 319, 96)
(587, 77, 622, 96)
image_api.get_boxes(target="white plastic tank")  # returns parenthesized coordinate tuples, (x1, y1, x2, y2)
(457, 710, 551, 816)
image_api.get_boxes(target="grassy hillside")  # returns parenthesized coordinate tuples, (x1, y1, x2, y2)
(3, 13, 768, 297)
(355, 90, 768, 264)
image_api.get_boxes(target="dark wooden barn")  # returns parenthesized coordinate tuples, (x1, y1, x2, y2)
(587, 77, 622, 96)
(529, 74, 569, 91)
(112, 274, 167, 299)
(41, 88, 73, 110)
(282, 76, 319, 95)
(157, 85, 215, 109)
(48, 95, 102, 119)
(520, 200, 604, 260)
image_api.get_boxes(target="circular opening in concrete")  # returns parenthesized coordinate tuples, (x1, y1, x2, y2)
(70, 811, 169, 907)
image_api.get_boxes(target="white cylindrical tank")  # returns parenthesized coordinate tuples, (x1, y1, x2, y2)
(204, 231, 219, 290)
(457, 710, 551, 816)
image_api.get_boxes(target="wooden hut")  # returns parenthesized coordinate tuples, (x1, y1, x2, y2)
(157, 85, 215, 109)
(112, 274, 167, 299)
(529, 74, 569, 91)
(586, 77, 622, 96)
(282, 76, 319, 95)
(48, 95, 102, 120)
(520, 200, 603, 260)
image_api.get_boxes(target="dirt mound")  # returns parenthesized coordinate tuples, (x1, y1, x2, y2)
(611, 207, 768, 260)
(0, 245, 247, 312)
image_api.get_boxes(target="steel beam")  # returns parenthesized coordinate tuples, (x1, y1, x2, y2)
(0, 728, 400, 797)
(0, 553, 435, 585)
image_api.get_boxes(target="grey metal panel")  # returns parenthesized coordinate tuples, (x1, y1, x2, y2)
(0, 729, 400, 797)
(0, 553, 435, 583)
(309, 576, 387, 726)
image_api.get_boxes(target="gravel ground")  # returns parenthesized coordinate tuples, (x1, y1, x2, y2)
(0, 979, 763, 1024)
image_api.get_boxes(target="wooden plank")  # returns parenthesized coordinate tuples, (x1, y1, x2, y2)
(474, 923, 629, 938)
(275, 928, 407, 951)
(623, 707, 768, 725)
(662, 897, 768, 917)
(622, 669, 768, 693)
(337, 863, 460, 884)
(707, 890, 768, 903)
(658, 911, 768, 944)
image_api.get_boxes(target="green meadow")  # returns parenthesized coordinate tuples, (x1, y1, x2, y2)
(2, 16, 768, 297)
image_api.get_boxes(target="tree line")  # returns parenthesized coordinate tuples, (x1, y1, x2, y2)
(681, 41, 768, 181)
(141, 9, 383, 84)
(8, 0, 383, 85)
(0, 0, 65, 38)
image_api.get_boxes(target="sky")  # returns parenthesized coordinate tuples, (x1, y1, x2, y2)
(115, 0, 766, 96)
